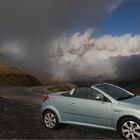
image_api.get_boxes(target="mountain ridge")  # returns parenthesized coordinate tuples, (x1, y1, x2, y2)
(0, 54, 76, 90)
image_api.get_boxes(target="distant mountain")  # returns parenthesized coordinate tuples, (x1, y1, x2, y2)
(0, 54, 16, 67)
(0, 54, 76, 90)
(34, 72, 77, 91)
(0, 59, 41, 87)
(0, 66, 26, 74)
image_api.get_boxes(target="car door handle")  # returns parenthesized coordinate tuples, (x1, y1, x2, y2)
(114, 109, 122, 112)
(69, 103, 75, 105)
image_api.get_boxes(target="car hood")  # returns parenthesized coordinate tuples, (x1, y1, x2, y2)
(119, 96, 140, 107)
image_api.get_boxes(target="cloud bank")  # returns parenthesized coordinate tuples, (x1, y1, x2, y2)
(52, 29, 140, 81)
(2, 0, 139, 82)
(0, 0, 121, 64)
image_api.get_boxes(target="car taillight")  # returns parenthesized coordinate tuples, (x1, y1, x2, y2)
(43, 96, 49, 102)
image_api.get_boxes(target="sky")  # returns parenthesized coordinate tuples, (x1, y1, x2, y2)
(100, 0, 140, 35)
(1, 0, 140, 82)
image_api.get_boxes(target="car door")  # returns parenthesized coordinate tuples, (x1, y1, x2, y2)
(67, 87, 113, 127)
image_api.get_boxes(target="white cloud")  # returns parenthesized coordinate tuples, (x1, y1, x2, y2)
(51, 29, 140, 80)
(1, 40, 26, 58)
(108, 0, 122, 13)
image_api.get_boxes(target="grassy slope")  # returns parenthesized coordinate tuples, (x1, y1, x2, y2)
(0, 67, 26, 74)
(0, 67, 42, 86)
(0, 66, 76, 90)
(35, 72, 77, 91)
(0, 54, 76, 90)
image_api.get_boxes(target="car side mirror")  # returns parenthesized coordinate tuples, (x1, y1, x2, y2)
(96, 94, 104, 101)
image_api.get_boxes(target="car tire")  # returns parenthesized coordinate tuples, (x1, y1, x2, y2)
(43, 110, 59, 130)
(118, 117, 140, 139)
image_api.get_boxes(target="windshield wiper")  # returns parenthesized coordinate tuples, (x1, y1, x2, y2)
(116, 95, 136, 101)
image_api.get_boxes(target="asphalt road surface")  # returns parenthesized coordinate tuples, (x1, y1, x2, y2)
(0, 86, 120, 139)
(0, 86, 51, 104)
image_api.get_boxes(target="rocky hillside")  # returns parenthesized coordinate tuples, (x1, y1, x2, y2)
(34, 72, 76, 91)
(0, 54, 76, 90)
(0, 67, 41, 86)
(0, 73, 41, 86)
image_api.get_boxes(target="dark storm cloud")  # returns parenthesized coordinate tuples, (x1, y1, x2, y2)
(115, 55, 140, 81)
(0, 0, 126, 80)
(0, 0, 120, 39)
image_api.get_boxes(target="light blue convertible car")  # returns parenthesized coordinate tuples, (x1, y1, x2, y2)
(41, 83, 140, 139)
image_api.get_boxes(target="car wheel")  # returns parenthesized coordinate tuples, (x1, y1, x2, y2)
(118, 117, 140, 139)
(43, 110, 59, 130)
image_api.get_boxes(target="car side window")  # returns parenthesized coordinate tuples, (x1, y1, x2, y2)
(72, 87, 96, 100)
(73, 87, 111, 102)
(91, 89, 110, 102)
(73, 88, 86, 99)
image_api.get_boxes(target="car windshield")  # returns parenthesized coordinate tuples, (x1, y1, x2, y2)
(96, 83, 135, 100)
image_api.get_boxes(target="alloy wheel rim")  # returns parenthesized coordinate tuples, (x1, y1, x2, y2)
(44, 113, 56, 128)
(122, 121, 140, 139)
